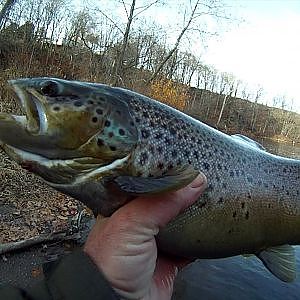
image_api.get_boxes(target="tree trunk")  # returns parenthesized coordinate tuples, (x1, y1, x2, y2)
(0, 0, 17, 28)
(216, 94, 228, 127)
(113, 0, 136, 85)
(147, 0, 200, 83)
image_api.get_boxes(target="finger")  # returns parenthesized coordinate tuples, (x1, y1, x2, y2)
(114, 172, 207, 231)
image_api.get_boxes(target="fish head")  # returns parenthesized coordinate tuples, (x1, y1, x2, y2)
(0, 78, 140, 216)
(0, 77, 138, 161)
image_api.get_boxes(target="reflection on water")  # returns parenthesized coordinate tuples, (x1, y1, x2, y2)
(173, 139, 300, 300)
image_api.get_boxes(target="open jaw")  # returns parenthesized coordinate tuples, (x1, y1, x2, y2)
(9, 81, 48, 134)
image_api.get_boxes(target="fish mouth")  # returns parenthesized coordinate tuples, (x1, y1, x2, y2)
(9, 80, 48, 134)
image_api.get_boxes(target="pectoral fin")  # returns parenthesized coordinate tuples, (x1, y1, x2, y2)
(257, 244, 296, 282)
(106, 165, 199, 195)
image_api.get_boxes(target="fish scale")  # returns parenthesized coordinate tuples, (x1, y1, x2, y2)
(1, 77, 300, 283)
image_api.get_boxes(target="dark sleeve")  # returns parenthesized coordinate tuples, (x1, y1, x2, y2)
(0, 250, 119, 300)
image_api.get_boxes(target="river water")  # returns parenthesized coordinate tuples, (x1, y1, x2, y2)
(173, 139, 300, 300)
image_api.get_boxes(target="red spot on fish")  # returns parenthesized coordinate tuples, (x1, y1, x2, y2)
(21, 161, 35, 172)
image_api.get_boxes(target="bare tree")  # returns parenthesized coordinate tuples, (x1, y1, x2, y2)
(0, 0, 17, 28)
(148, 0, 228, 83)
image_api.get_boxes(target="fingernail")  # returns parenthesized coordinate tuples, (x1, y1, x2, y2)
(190, 173, 206, 189)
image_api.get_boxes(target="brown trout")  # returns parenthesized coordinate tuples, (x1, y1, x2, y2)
(0, 77, 299, 282)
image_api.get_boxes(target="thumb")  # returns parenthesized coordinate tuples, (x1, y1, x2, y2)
(117, 172, 207, 230)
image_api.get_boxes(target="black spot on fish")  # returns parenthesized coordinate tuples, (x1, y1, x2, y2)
(247, 176, 253, 183)
(247, 192, 251, 199)
(135, 118, 140, 123)
(184, 150, 189, 157)
(87, 100, 94, 105)
(218, 197, 224, 204)
(140, 152, 148, 166)
(149, 121, 155, 127)
(143, 111, 149, 118)
(286, 190, 290, 196)
(74, 101, 83, 107)
(96, 96, 105, 102)
(203, 162, 210, 171)
(141, 129, 150, 138)
(53, 106, 60, 111)
(108, 132, 114, 138)
(171, 150, 177, 158)
(283, 168, 287, 173)
(217, 164, 222, 170)
(222, 182, 227, 189)
(165, 138, 171, 145)
(157, 146, 163, 154)
(109, 146, 116, 151)
(119, 129, 125, 136)
(92, 117, 98, 123)
(229, 171, 234, 177)
(201, 153, 207, 159)
(96, 108, 103, 115)
(157, 162, 164, 169)
(149, 145, 155, 154)
(191, 136, 196, 142)
(203, 144, 210, 150)
(155, 133, 163, 139)
(169, 127, 176, 135)
(268, 203, 271, 208)
(97, 139, 104, 146)
(228, 229, 233, 234)
(193, 151, 199, 159)
(241, 202, 245, 209)
(198, 201, 207, 208)
(105, 120, 111, 127)
(233, 211, 237, 218)
(130, 121, 135, 127)
(245, 211, 249, 220)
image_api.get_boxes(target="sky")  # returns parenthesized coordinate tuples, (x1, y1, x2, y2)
(84, 0, 300, 112)
(201, 0, 300, 112)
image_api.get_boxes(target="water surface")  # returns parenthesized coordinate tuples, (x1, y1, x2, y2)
(173, 139, 300, 300)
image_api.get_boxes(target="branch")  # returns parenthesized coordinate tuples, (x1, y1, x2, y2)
(134, 0, 160, 18)
(0, 231, 81, 255)
(96, 9, 124, 35)
(121, 0, 129, 18)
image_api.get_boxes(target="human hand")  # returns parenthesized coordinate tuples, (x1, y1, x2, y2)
(84, 173, 207, 300)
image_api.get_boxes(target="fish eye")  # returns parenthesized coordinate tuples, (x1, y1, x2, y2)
(40, 80, 59, 97)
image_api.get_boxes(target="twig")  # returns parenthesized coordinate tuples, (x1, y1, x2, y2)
(0, 231, 81, 255)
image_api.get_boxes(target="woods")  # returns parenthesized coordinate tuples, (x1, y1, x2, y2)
(0, 0, 299, 142)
